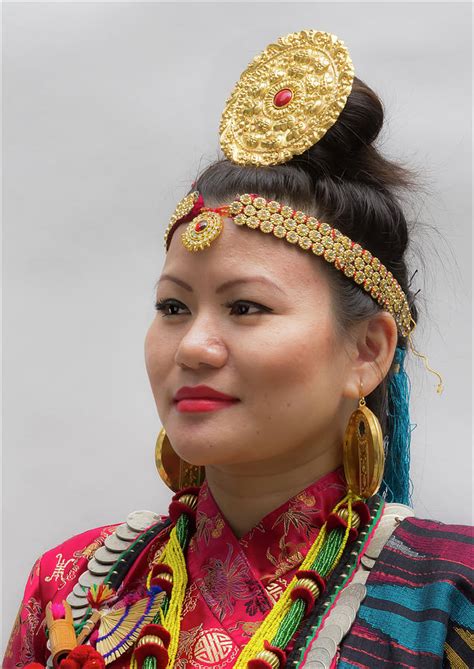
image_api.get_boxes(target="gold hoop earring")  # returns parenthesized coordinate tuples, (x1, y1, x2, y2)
(155, 428, 205, 493)
(343, 383, 385, 498)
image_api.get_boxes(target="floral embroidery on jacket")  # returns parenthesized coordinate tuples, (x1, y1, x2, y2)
(21, 596, 43, 664)
(197, 543, 265, 621)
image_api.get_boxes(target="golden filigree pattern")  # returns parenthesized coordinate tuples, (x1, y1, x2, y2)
(181, 211, 224, 252)
(264, 537, 306, 581)
(21, 596, 43, 664)
(176, 624, 238, 669)
(181, 582, 199, 617)
(272, 499, 317, 538)
(163, 190, 200, 247)
(81, 526, 117, 560)
(265, 578, 288, 604)
(220, 30, 354, 165)
(228, 620, 262, 639)
(195, 511, 225, 546)
(44, 552, 76, 589)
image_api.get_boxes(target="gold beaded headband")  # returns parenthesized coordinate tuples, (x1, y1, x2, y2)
(164, 191, 413, 338)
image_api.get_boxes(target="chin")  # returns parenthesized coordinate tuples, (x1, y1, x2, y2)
(171, 437, 247, 468)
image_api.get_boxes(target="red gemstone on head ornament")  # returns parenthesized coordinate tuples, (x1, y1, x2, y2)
(195, 220, 207, 232)
(273, 88, 293, 108)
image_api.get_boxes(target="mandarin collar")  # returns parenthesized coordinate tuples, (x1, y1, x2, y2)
(186, 467, 347, 585)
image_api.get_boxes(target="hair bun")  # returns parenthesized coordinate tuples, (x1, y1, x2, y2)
(291, 77, 409, 190)
(332, 77, 384, 148)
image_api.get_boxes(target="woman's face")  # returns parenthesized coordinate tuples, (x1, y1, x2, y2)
(145, 217, 357, 470)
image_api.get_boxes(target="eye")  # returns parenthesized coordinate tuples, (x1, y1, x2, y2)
(154, 298, 189, 317)
(225, 300, 272, 316)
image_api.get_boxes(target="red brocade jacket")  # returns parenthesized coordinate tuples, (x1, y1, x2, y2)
(4, 468, 474, 668)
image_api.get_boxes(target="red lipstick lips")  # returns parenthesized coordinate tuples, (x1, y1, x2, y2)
(173, 385, 238, 413)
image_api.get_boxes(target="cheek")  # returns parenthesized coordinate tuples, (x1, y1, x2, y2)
(242, 319, 341, 411)
(144, 321, 171, 387)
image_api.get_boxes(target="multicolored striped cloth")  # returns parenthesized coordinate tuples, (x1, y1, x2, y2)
(338, 517, 473, 668)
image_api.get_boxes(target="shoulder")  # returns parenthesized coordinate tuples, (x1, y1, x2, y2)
(38, 521, 120, 594)
(3, 510, 170, 668)
(42, 521, 121, 563)
(371, 514, 473, 622)
(392, 515, 473, 571)
(337, 514, 473, 667)
(38, 509, 168, 602)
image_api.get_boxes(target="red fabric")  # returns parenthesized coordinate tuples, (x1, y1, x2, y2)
(59, 646, 105, 669)
(3, 469, 347, 668)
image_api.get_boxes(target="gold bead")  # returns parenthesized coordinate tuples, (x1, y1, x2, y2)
(298, 237, 312, 250)
(309, 229, 322, 242)
(156, 571, 173, 583)
(260, 221, 274, 234)
(337, 507, 361, 528)
(283, 218, 297, 231)
(295, 577, 320, 599)
(137, 635, 164, 648)
(270, 213, 284, 225)
(229, 201, 243, 215)
(324, 249, 336, 263)
(240, 194, 252, 205)
(247, 216, 260, 229)
(254, 649, 280, 668)
(179, 493, 198, 510)
(312, 243, 324, 256)
(253, 197, 267, 209)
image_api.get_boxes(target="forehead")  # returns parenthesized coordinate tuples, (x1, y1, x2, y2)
(164, 216, 325, 288)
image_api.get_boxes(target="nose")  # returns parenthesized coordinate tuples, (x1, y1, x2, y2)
(174, 316, 228, 370)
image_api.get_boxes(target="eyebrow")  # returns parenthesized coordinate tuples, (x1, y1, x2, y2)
(156, 273, 287, 295)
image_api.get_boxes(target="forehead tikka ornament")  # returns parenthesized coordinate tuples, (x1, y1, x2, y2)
(219, 30, 354, 166)
(181, 211, 225, 251)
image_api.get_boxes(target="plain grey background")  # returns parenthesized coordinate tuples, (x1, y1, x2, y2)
(2, 1, 472, 648)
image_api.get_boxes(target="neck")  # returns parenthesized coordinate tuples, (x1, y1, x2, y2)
(205, 441, 342, 539)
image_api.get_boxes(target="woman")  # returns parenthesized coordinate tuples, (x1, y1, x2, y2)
(4, 30, 472, 669)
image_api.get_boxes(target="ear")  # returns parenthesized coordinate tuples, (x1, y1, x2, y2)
(342, 311, 398, 400)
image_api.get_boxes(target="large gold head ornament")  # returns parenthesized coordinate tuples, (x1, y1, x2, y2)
(219, 30, 354, 166)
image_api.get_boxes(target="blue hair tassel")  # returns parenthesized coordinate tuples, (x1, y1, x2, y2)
(380, 346, 414, 505)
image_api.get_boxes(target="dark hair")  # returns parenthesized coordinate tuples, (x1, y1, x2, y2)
(192, 77, 418, 436)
